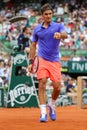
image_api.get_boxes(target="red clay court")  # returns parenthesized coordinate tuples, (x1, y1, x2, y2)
(0, 105, 87, 130)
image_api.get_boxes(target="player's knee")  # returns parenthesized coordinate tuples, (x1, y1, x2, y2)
(54, 86, 60, 91)
(39, 78, 47, 89)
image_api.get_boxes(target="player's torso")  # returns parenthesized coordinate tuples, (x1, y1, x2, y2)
(36, 22, 61, 61)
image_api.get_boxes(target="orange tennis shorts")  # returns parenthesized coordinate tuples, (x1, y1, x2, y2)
(36, 57, 62, 82)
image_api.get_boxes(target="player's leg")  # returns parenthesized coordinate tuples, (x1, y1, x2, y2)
(38, 78, 48, 122)
(48, 81, 61, 121)
(48, 62, 62, 121)
(36, 57, 49, 122)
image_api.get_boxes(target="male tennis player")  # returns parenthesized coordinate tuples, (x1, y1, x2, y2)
(28, 3, 68, 122)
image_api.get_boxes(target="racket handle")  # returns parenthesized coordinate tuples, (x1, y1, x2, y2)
(29, 59, 34, 65)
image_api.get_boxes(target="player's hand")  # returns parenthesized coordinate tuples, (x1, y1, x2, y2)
(27, 59, 34, 75)
(54, 32, 61, 39)
(28, 64, 32, 73)
(27, 65, 32, 76)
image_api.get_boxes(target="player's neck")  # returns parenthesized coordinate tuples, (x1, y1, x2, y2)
(43, 21, 51, 28)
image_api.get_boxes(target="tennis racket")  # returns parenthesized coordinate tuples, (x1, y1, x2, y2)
(31, 56, 39, 73)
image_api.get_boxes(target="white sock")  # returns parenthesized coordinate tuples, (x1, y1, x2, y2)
(49, 99, 56, 114)
(40, 104, 47, 118)
(52, 99, 56, 107)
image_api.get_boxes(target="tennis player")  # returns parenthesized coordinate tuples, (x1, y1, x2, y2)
(28, 3, 68, 122)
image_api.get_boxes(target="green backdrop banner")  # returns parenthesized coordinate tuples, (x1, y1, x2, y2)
(68, 61, 87, 73)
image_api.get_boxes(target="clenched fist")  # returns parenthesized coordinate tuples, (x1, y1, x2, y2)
(54, 32, 61, 39)
(54, 32, 68, 39)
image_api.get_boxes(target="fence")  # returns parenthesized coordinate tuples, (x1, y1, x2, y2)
(77, 76, 87, 108)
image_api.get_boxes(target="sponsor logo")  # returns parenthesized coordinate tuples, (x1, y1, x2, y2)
(13, 54, 27, 65)
(9, 84, 36, 107)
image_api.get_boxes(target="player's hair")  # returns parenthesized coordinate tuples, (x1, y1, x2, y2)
(40, 3, 53, 14)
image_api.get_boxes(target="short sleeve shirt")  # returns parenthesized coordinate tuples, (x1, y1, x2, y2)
(32, 21, 65, 62)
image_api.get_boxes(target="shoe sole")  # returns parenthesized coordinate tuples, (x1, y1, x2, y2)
(40, 120, 48, 122)
(39, 115, 48, 122)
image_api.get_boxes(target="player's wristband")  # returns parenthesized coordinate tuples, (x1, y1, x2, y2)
(29, 59, 34, 65)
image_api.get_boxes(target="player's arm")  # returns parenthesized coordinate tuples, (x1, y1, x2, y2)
(28, 42, 37, 72)
(60, 32, 68, 39)
(54, 23, 68, 39)
(54, 32, 68, 40)
(29, 42, 37, 59)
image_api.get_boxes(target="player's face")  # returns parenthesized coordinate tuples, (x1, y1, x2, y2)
(42, 10, 53, 23)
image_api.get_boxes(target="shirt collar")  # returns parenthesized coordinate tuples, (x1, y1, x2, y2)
(41, 21, 53, 28)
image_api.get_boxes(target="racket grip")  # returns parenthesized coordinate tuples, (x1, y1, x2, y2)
(29, 59, 34, 65)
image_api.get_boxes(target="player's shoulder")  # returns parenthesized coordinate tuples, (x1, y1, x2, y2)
(54, 21, 63, 25)
(33, 23, 42, 33)
(51, 21, 63, 27)
(34, 23, 42, 29)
